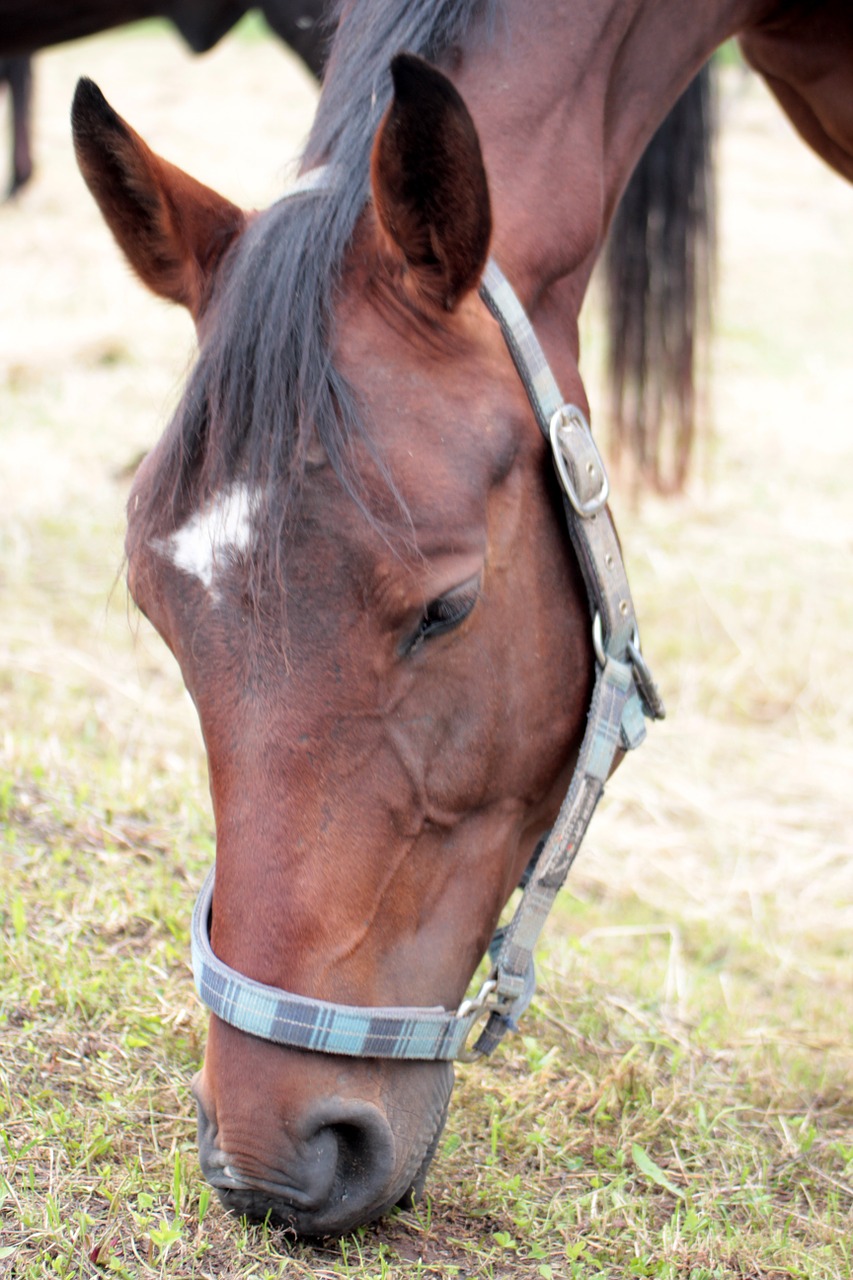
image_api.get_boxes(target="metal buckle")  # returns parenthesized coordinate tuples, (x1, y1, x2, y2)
(549, 405, 610, 518)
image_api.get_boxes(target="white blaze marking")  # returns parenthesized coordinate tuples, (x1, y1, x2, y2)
(164, 483, 259, 593)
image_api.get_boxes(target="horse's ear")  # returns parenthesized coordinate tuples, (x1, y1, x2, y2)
(71, 78, 246, 321)
(370, 54, 491, 312)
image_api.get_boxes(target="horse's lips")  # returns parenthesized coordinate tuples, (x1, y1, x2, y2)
(196, 1106, 337, 1212)
(208, 1165, 320, 1207)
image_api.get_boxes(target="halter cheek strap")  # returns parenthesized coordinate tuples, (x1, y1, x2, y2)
(469, 261, 664, 1056)
(189, 173, 664, 1061)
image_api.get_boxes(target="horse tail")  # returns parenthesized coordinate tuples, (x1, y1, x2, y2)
(603, 61, 717, 494)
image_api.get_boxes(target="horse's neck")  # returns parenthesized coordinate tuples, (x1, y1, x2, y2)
(451, 0, 771, 322)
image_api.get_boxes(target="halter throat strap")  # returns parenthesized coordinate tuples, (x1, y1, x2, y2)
(189, 184, 663, 1060)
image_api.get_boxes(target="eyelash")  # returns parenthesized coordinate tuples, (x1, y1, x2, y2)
(403, 581, 481, 656)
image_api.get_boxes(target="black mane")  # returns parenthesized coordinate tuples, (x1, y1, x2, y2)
(142, 0, 498, 570)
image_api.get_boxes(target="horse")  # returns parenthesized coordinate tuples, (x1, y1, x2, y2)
(1, 1, 251, 58)
(3, 0, 712, 492)
(0, 55, 32, 197)
(0, 1, 331, 201)
(0, 0, 330, 67)
(71, 0, 853, 1240)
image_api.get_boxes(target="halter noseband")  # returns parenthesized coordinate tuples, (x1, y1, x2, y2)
(190, 172, 664, 1063)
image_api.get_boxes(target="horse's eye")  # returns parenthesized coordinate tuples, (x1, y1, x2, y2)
(404, 578, 481, 656)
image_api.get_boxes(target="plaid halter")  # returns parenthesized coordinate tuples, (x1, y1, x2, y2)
(190, 172, 664, 1062)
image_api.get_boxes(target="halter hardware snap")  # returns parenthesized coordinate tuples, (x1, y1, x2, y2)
(456, 976, 497, 1020)
(456, 978, 508, 1063)
(457, 1005, 494, 1063)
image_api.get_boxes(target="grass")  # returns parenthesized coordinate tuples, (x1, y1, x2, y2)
(3, 803, 851, 1277)
(2, 31, 852, 1280)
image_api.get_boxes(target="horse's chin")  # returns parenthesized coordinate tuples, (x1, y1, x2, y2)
(195, 1064, 454, 1238)
(395, 1084, 452, 1206)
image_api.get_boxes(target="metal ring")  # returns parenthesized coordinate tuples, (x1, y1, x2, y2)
(592, 612, 606, 666)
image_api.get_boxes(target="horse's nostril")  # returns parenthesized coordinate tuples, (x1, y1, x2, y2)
(302, 1100, 398, 1218)
(195, 1091, 401, 1234)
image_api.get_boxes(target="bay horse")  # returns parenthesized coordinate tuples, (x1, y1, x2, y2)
(71, 0, 853, 1239)
(3, 0, 712, 489)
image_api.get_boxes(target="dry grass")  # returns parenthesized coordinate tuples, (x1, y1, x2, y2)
(1, 26, 852, 1279)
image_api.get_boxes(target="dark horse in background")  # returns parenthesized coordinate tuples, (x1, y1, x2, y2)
(0, 0, 330, 68)
(2, 0, 713, 489)
(0, 54, 32, 196)
(71, 0, 853, 1239)
(0, 0, 330, 194)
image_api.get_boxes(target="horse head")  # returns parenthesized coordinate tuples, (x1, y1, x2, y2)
(69, 0, 681, 1216)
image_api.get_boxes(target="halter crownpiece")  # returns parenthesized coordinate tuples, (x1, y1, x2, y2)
(190, 169, 664, 1062)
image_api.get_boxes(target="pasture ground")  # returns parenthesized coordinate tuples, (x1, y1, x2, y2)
(1, 22, 851, 1280)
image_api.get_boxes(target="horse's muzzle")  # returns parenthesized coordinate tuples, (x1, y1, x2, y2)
(193, 1069, 452, 1236)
